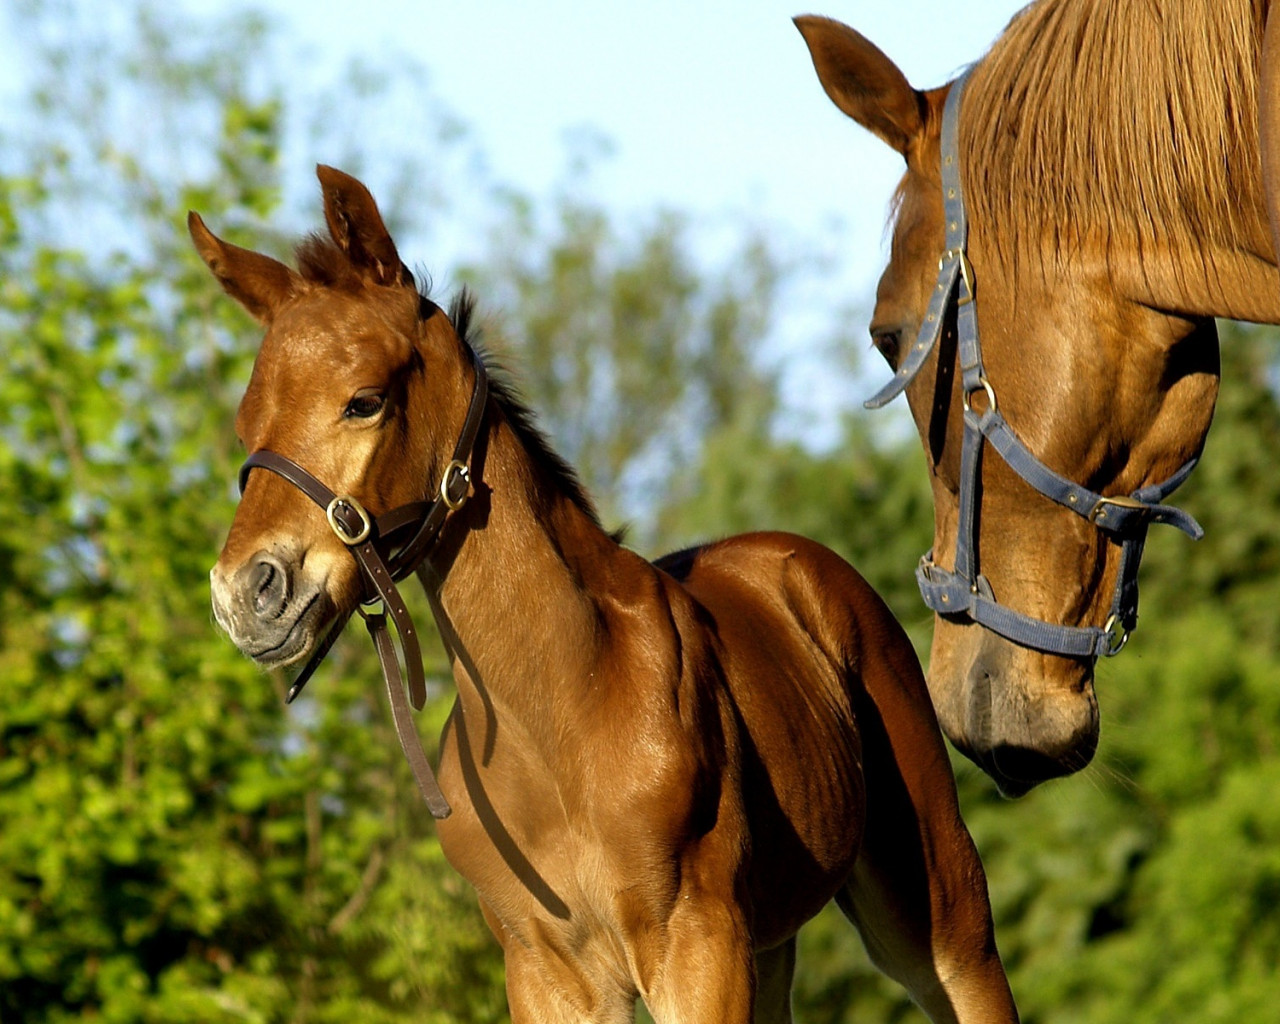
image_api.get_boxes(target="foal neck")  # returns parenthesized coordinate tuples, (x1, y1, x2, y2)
(425, 398, 625, 729)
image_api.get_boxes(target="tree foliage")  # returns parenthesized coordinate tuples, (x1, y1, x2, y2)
(0, 4, 500, 1021)
(4, 2, 1280, 1022)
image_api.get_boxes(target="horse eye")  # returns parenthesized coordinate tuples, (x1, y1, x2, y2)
(344, 389, 386, 419)
(871, 330, 902, 367)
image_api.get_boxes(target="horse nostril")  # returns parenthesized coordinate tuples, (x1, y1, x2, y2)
(965, 654, 996, 753)
(249, 553, 290, 620)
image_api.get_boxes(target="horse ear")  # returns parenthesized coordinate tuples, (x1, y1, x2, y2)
(315, 164, 411, 288)
(188, 211, 300, 323)
(793, 15, 925, 159)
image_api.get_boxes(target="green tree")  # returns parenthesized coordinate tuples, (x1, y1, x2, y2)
(13, 2, 1280, 1023)
(460, 179, 790, 541)
(0, 3, 502, 1020)
(0, 2, 822, 1020)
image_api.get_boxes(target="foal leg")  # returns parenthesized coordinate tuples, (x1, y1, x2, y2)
(503, 949, 635, 1024)
(836, 695, 1018, 1022)
(642, 892, 756, 1024)
(752, 938, 797, 1024)
(836, 828, 1015, 1024)
(479, 902, 635, 1024)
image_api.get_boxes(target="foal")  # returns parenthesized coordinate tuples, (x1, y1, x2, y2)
(192, 166, 1017, 1023)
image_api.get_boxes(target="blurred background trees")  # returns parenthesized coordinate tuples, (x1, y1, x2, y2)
(2, 1, 1279, 1021)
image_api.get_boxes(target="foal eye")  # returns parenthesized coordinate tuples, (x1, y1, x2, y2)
(344, 389, 386, 419)
(870, 330, 902, 367)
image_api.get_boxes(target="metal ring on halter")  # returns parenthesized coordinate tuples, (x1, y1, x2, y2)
(962, 376, 998, 414)
(439, 460, 471, 511)
(939, 247, 975, 303)
(326, 495, 373, 545)
(1102, 613, 1129, 657)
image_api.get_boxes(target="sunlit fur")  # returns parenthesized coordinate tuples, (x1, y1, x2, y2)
(798, 0, 1280, 795)
(192, 167, 1019, 1022)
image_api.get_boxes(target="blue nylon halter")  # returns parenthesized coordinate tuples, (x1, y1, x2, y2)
(865, 69, 1203, 659)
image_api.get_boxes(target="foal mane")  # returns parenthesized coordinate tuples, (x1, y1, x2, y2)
(447, 289, 606, 530)
(962, 0, 1268, 281)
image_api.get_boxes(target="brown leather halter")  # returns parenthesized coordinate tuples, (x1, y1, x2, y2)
(236, 348, 489, 819)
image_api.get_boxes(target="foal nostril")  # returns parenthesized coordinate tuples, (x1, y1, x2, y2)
(249, 553, 290, 620)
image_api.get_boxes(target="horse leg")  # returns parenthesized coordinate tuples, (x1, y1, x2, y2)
(835, 806, 1016, 1024)
(502, 951, 635, 1024)
(834, 695, 1018, 1022)
(835, 841, 1015, 1024)
(752, 938, 797, 1024)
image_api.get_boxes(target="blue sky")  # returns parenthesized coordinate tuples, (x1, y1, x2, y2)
(238, 0, 1025, 297)
(2, 0, 1027, 443)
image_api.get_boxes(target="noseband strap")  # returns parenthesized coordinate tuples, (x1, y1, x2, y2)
(236, 348, 489, 819)
(864, 70, 1203, 659)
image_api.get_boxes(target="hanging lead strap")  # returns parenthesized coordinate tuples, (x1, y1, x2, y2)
(365, 611, 451, 819)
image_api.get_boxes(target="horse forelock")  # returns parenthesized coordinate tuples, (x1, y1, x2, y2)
(959, 0, 1268, 285)
(294, 233, 365, 291)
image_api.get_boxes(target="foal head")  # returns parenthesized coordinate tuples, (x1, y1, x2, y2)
(797, 14, 1223, 793)
(193, 166, 474, 668)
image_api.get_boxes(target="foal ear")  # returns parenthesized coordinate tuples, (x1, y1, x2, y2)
(316, 164, 411, 288)
(188, 211, 300, 323)
(794, 15, 925, 159)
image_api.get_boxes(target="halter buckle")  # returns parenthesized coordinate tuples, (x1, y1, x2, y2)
(1102, 614, 1130, 657)
(326, 495, 373, 546)
(440, 460, 471, 511)
(1088, 494, 1146, 525)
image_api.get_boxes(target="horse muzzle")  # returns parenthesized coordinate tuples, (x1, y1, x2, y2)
(929, 622, 1100, 796)
(211, 547, 336, 667)
(961, 643, 1100, 797)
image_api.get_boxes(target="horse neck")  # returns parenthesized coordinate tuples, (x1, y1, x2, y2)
(1125, 236, 1280, 325)
(427, 407, 621, 732)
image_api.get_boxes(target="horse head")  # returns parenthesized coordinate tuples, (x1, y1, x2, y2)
(796, 13, 1238, 794)
(192, 166, 476, 672)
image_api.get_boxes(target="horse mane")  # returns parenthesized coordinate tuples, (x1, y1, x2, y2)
(445, 288, 607, 531)
(962, 0, 1268, 282)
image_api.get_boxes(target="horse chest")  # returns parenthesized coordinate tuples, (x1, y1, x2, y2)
(434, 710, 653, 928)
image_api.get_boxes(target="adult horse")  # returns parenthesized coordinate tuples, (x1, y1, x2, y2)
(797, 0, 1280, 795)
(189, 167, 1018, 1022)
